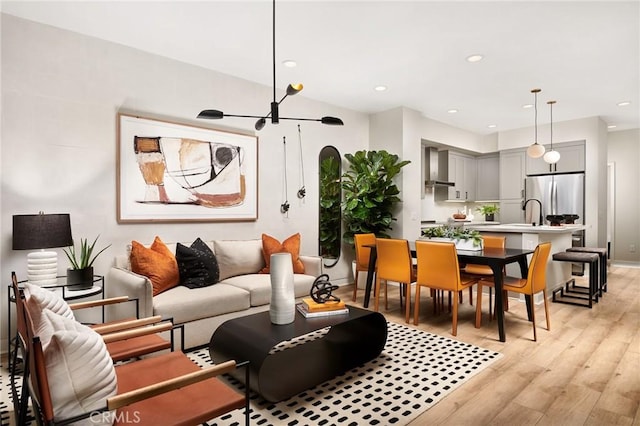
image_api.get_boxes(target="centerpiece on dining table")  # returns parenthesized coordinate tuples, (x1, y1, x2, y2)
(420, 225, 483, 251)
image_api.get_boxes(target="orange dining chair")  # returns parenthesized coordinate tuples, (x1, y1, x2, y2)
(374, 238, 416, 323)
(475, 242, 552, 341)
(353, 233, 377, 302)
(463, 235, 508, 320)
(414, 240, 479, 336)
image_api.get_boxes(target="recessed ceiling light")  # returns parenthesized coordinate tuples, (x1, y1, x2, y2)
(374, 85, 387, 92)
(447, 109, 458, 114)
(522, 104, 534, 109)
(487, 124, 497, 129)
(466, 54, 484, 63)
(617, 101, 631, 107)
(607, 124, 617, 129)
(282, 60, 297, 68)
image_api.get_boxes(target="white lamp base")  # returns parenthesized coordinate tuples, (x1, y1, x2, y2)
(27, 251, 58, 285)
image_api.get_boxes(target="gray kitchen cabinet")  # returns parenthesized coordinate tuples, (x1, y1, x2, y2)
(475, 153, 500, 201)
(499, 148, 526, 223)
(438, 150, 476, 201)
(500, 148, 526, 199)
(525, 141, 585, 175)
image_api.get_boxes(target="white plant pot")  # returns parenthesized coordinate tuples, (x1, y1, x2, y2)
(421, 237, 483, 251)
(269, 252, 296, 325)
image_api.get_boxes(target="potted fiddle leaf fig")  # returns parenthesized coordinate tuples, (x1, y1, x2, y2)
(341, 150, 410, 246)
(64, 236, 111, 290)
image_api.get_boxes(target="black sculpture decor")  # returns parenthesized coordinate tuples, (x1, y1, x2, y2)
(310, 274, 340, 304)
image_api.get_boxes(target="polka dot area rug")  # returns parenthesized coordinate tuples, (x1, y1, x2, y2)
(193, 321, 502, 426)
(1, 321, 501, 426)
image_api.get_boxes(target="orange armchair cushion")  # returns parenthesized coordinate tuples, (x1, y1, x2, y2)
(260, 233, 305, 274)
(131, 236, 179, 296)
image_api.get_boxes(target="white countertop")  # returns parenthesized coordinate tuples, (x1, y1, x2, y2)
(467, 223, 587, 233)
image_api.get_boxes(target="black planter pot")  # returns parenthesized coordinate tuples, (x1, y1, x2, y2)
(485, 213, 495, 222)
(66, 267, 94, 290)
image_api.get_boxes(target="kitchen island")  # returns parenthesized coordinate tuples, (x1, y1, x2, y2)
(466, 223, 588, 300)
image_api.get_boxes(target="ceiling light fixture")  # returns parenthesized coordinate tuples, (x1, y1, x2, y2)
(543, 100, 560, 164)
(466, 54, 484, 63)
(196, 0, 343, 131)
(487, 124, 497, 129)
(526, 88, 545, 159)
(282, 59, 297, 68)
(374, 85, 387, 92)
(607, 124, 617, 129)
(617, 101, 631, 107)
(522, 104, 534, 109)
(447, 109, 458, 114)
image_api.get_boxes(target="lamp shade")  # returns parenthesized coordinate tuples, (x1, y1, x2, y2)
(527, 143, 546, 158)
(13, 213, 73, 250)
(543, 149, 561, 164)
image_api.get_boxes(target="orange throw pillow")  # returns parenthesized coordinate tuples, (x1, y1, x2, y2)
(260, 233, 305, 274)
(130, 236, 179, 296)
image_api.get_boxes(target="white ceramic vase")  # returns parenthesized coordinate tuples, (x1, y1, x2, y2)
(269, 252, 295, 325)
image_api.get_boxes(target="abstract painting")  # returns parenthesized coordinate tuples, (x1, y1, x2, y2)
(117, 113, 258, 222)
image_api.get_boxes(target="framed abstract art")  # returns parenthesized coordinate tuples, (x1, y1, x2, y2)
(117, 113, 258, 223)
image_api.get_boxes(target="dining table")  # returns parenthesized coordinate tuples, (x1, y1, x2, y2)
(362, 241, 535, 342)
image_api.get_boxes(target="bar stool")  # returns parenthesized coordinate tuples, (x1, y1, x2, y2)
(566, 247, 608, 295)
(551, 251, 599, 308)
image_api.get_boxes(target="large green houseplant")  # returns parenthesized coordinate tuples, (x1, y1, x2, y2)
(341, 150, 410, 246)
(319, 155, 342, 261)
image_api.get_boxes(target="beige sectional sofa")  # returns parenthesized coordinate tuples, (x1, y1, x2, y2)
(106, 238, 322, 349)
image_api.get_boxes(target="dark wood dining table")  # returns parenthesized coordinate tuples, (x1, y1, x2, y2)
(362, 242, 534, 342)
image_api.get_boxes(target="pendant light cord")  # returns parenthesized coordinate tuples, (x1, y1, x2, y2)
(281, 136, 289, 214)
(297, 124, 306, 198)
(534, 90, 538, 143)
(272, 0, 276, 105)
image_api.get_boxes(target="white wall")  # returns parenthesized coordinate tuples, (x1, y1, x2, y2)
(608, 129, 640, 264)
(0, 14, 369, 350)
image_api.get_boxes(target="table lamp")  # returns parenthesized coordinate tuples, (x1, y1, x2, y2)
(12, 212, 73, 285)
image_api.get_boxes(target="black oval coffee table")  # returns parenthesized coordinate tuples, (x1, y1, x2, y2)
(209, 305, 387, 402)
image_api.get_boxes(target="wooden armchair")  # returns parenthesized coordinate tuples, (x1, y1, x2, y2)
(20, 290, 250, 426)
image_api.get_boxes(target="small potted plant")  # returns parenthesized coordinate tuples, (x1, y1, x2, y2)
(476, 204, 500, 222)
(64, 236, 111, 290)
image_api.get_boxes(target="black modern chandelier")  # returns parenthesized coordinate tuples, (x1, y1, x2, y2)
(196, 0, 344, 131)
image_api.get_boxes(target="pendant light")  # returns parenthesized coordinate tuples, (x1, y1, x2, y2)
(526, 88, 546, 158)
(196, 0, 343, 131)
(543, 100, 561, 164)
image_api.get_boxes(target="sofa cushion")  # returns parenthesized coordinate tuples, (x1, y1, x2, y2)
(152, 283, 250, 324)
(175, 238, 220, 289)
(131, 236, 179, 296)
(259, 233, 305, 274)
(223, 273, 316, 306)
(213, 239, 264, 281)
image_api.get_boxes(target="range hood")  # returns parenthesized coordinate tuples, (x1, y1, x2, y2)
(424, 147, 455, 187)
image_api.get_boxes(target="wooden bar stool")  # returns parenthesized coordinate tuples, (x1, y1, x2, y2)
(567, 247, 608, 295)
(551, 251, 599, 308)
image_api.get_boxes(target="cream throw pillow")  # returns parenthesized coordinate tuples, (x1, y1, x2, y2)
(213, 239, 265, 281)
(41, 310, 117, 425)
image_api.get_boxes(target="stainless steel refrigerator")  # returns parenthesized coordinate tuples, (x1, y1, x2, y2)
(525, 172, 585, 273)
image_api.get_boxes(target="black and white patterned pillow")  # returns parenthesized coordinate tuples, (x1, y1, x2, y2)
(175, 238, 220, 288)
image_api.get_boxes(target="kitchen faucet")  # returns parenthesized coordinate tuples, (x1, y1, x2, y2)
(522, 198, 544, 226)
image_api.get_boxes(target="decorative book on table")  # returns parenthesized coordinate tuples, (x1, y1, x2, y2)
(296, 303, 349, 318)
(301, 297, 346, 312)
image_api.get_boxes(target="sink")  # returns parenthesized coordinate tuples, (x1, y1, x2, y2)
(506, 223, 535, 227)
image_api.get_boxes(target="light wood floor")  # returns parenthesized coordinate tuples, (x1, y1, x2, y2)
(335, 265, 640, 426)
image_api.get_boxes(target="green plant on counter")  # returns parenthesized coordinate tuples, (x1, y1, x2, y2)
(476, 204, 500, 215)
(421, 225, 483, 247)
(64, 235, 111, 269)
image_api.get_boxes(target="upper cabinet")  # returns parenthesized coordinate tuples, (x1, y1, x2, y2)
(475, 153, 500, 201)
(526, 141, 585, 175)
(500, 148, 526, 200)
(436, 150, 476, 201)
